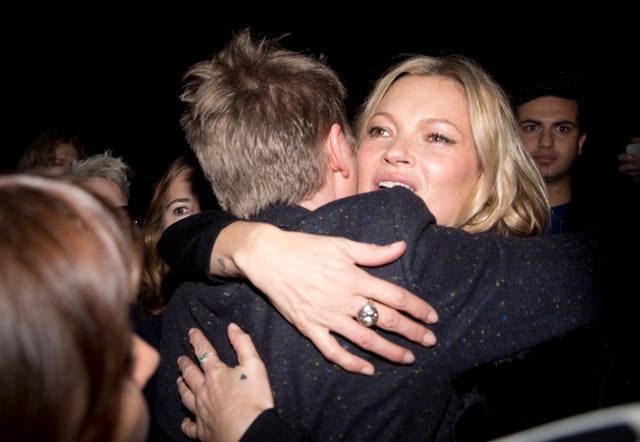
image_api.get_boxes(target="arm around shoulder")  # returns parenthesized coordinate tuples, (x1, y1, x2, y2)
(157, 209, 239, 278)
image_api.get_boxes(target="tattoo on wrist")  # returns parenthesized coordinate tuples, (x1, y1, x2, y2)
(240, 373, 247, 381)
(217, 257, 226, 271)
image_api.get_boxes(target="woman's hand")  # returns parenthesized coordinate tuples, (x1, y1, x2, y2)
(178, 325, 274, 442)
(214, 222, 438, 375)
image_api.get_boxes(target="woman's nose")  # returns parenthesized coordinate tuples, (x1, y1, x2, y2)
(383, 139, 414, 166)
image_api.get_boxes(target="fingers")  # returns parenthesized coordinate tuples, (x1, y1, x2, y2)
(305, 312, 434, 376)
(619, 152, 640, 161)
(305, 326, 376, 375)
(227, 322, 262, 366)
(177, 355, 203, 386)
(188, 328, 221, 367)
(339, 238, 438, 325)
(177, 328, 220, 399)
(345, 239, 407, 267)
(177, 374, 196, 413)
(371, 302, 437, 346)
(181, 418, 198, 440)
(357, 277, 438, 324)
(339, 319, 418, 363)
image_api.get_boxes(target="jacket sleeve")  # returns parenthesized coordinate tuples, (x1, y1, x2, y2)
(240, 408, 313, 442)
(157, 210, 239, 279)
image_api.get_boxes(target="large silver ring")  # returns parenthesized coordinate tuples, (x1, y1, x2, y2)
(357, 299, 379, 327)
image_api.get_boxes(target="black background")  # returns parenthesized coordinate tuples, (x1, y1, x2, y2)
(3, 7, 639, 213)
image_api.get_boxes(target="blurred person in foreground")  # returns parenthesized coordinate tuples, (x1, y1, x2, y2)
(0, 173, 159, 442)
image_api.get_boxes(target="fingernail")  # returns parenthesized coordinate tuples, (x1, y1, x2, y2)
(423, 333, 436, 346)
(403, 351, 415, 364)
(427, 311, 438, 323)
(361, 366, 375, 376)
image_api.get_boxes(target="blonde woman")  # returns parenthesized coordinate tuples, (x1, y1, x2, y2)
(160, 53, 551, 374)
(156, 31, 601, 441)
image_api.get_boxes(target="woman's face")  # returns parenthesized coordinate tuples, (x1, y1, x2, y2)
(39, 143, 80, 176)
(161, 168, 202, 231)
(114, 334, 160, 442)
(357, 75, 480, 225)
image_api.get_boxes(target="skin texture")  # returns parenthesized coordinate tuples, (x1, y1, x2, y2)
(161, 168, 202, 230)
(177, 325, 274, 442)
(171, 72, 493, 440)
(516, 96, 586, 206)
(79, 176, 129, 209)
(187, 75, 499, 377)
(619, 136, 640, 182)
(206, 76, 484, 374)
(53, 143, 79, 169)
(163, 46, 550, 439)
(114, 335, 160, 442)
(32, 142, 81, 176)
(357, 75, 480, 225)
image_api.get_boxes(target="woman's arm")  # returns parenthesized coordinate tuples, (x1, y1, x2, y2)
(214, 221, 438, 374)
(159, 214, 438, 375)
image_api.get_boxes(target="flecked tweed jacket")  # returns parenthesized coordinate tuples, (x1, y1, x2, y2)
(155, 187, 603, 442)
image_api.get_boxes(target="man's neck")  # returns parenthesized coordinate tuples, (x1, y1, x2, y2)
(545, 178, 572, 207)
(298, 182, 357, 211)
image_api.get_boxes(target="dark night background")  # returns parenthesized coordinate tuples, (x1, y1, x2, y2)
(3, 7, 639, 216)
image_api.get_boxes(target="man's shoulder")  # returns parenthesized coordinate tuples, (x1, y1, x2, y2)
(319, 187, 430, 217)
(165, 278, 248, 314)
(289, 187, 435, 243)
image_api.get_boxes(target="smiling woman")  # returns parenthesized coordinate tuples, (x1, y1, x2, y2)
(159, 51, 555, 379)
(152, 33, 607, 440)
(353, 54, 549, 236)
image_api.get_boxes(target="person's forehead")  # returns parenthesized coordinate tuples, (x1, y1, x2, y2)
(83, 177, 128, 207)
(518, 96, 579, 121)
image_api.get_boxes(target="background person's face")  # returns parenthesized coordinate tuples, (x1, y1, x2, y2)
(516, 96, 585, 183)
(357, 75, 480, 225)
(161, 168, 201, 231)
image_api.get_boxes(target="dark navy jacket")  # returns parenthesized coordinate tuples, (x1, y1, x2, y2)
(155, 187, 603, 442)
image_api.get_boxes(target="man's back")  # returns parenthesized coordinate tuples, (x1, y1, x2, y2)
(156, 187, 603, 441)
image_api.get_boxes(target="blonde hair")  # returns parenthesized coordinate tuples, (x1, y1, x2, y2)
(180, 28, 354, 218)
(355, 55, 550, 236)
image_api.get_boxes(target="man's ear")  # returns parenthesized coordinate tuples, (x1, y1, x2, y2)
(577, 133, 587, 156)
(327, 123, 354, 178)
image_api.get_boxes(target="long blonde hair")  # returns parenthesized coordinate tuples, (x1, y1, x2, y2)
(355, 55, 550, 236)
